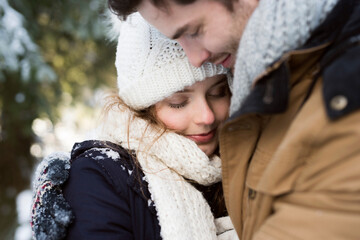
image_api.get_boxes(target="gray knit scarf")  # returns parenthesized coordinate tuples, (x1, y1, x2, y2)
(230, 0, 339, 115)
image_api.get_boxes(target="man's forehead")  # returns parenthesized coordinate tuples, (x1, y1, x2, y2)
(139, 0, 191, 37)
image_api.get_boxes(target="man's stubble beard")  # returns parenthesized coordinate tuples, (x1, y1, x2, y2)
(230, 0, 258, 70)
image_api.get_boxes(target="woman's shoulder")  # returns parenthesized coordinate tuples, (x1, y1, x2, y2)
(71, 140, 134, 168)
(63, 140, 158, 239)
(69, 140, 137, 192)
(69, 140, 153, 204)
(72, 140, 133, 164)
(31, 140, 156, 239)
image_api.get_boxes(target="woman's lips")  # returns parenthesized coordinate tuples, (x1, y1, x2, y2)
(186, 129, 216, 144)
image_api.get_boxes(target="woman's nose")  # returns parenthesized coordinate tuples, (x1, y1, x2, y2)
(194, 100, 215, 125)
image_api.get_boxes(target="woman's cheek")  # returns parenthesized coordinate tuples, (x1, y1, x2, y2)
(157, 109, 189, 133)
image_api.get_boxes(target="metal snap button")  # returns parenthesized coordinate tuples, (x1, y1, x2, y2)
(248, 188, 256, 200)
(330, 95, 348, 111)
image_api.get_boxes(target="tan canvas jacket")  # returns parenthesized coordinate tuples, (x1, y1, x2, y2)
(220, 2, 360, 239)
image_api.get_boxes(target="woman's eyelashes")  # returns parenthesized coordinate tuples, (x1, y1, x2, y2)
(167, 97, 188, 109)
(169, 102, 187, 109)
(167, 86, 229, 109)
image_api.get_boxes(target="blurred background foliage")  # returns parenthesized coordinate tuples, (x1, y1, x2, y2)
(0, 0, 116, 238)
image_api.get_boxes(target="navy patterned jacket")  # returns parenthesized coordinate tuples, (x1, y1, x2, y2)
(31, 140, 161, 240)
(63, 140, 161, 240)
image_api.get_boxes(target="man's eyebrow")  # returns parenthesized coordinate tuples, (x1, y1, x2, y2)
(171, 24, 190, 39)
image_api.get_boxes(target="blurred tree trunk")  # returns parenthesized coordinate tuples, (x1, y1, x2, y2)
(0, 71, 36, 239)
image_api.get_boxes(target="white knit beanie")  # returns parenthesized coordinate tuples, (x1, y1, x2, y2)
(115, 13, 230, 110)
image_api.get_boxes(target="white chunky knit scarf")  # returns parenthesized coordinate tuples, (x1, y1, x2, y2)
(230, 0, 340, 115)
(96, 106, 222, 240)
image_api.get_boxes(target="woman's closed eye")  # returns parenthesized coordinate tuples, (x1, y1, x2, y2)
(169, 100, 188, 109)
(166, 95, 189, 109)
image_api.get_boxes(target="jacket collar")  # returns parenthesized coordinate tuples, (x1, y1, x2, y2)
(320, 1, 360, 120)
(230, 0, 360, 121)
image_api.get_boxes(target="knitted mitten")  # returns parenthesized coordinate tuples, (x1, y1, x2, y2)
(31, 152, 74, 240)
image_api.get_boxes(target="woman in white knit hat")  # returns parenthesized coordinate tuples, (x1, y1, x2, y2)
(31, 13, 238, 240)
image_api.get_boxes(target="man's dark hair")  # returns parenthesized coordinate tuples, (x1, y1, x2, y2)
(108, 0, 234, 20)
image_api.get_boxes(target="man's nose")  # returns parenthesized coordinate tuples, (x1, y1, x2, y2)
(178, 38, 210, 67)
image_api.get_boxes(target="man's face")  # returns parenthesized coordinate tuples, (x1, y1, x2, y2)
(139, 0, 258, 69)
